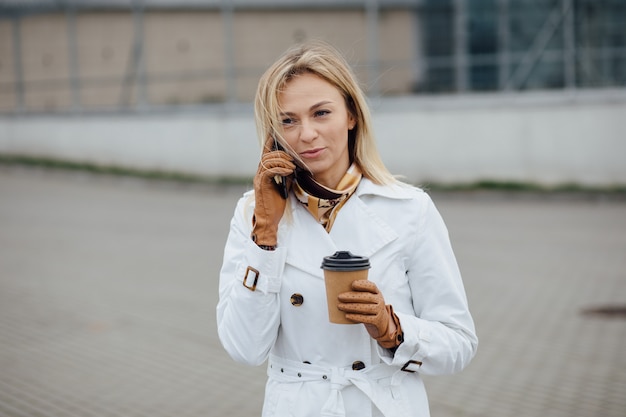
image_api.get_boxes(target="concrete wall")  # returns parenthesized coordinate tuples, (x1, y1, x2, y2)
(375, 89, 626, 187)
(0, 8, 417, 112)
(1, 89, 625, 187)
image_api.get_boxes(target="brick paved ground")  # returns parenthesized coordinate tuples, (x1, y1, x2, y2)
(1, 166, 625, 417)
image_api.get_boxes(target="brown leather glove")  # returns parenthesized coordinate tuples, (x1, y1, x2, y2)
(337, 280, 404, 349)
(251, 140, 296, 248)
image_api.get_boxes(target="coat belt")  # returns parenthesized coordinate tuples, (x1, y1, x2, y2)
(267, 354, 408, 417)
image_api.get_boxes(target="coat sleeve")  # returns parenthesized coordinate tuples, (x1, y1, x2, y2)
(381, 192, 478, 375)
(216, 194, 286, 366)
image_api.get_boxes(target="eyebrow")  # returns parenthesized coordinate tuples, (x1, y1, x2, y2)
(280, 100, 334, 117)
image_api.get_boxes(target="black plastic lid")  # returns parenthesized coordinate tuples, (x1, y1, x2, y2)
(320, 251, 370, 271)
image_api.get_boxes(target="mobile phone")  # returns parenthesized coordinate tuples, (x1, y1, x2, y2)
(271, 138, 289, 199)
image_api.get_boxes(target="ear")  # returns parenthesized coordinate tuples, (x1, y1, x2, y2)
(348, 112, 356, 130)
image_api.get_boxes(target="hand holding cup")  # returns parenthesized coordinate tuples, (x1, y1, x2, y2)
(337, 280, 404, 349)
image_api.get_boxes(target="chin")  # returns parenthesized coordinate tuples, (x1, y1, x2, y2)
(303, 162, 324, 176)
(308, 167, 329, 180)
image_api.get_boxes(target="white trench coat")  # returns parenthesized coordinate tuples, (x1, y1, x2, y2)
(217, 178, 478, 417)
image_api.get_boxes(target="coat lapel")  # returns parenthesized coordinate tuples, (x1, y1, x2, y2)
(283, 179, 411, 278)
(283, 197, 338, 279)
(329, 193, 398, 258)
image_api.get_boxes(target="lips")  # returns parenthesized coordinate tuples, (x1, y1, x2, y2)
(300, 148, 325, 159)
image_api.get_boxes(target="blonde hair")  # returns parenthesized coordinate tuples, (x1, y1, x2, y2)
(254, 40, 397, 185)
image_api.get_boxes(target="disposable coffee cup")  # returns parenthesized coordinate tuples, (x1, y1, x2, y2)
(321, 251, 370, 324)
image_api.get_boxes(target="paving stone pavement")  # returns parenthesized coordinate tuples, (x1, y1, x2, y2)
(1, 166, 625, 417)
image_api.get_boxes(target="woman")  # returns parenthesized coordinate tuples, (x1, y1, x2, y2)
(217, 41, 477, 417)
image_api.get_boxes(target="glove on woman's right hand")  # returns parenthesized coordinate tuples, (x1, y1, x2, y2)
(251, 145, 295, 248)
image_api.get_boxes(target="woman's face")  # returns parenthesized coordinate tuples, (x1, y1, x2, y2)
(278, 73, 356, 189)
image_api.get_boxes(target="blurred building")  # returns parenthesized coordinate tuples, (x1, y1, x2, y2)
(0, 0, 624, 114)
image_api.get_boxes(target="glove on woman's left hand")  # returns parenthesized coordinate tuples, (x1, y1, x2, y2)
(337, 280, 403, 349)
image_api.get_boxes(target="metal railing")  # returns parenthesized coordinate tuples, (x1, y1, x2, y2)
(0, 0, 624, 115)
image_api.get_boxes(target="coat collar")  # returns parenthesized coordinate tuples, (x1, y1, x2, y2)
(283, 178, 413, 278)
(353, 177, 416, 200)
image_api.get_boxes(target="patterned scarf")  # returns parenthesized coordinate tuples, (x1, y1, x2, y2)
(293, 164, 362, 232)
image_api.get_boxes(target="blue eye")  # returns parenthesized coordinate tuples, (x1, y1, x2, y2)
(315, 110, 330, 117)
(281, 118, 294, 125)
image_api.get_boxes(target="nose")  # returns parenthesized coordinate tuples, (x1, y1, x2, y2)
(298, 120, 318, 142)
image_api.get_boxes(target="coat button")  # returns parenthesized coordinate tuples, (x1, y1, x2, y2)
(290, 293, 304, 306)
(352, 361, 366, 371)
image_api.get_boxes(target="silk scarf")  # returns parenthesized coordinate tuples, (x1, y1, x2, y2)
(293, 163, 362, 232)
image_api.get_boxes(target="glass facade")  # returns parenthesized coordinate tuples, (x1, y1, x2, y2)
(418, 0, 626, 92)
